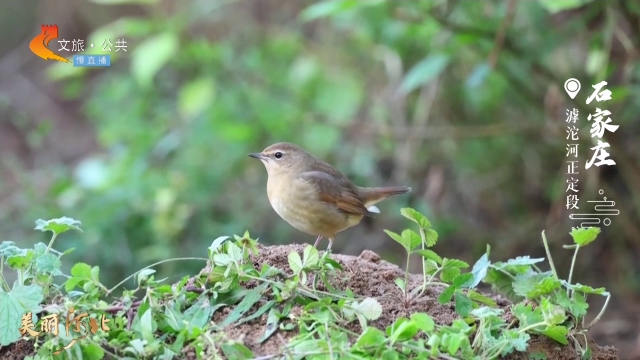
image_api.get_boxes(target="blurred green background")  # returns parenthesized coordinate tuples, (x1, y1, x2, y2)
(1, 0, 639, 354)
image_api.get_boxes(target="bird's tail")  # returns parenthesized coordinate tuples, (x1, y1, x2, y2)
(358, 186, 412, 212)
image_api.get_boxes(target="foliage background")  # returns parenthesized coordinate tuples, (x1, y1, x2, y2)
(0, 0, 638, 354)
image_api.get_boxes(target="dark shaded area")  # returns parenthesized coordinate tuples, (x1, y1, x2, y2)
(0, 340, 34, 360)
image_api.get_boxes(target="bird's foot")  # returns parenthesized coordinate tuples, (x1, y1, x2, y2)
(313, 235, 323, 248)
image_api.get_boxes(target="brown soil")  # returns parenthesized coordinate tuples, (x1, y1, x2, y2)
(0, 340, 34, 360)
(0, 244, 619, 359)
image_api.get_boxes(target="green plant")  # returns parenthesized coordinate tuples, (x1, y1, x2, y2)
(383, 209, 610, 359)
(383, 208, 494, 314)
(1, 209, 611, 359)
(0, 217, 81, 347)
(480, 227, 610, 359)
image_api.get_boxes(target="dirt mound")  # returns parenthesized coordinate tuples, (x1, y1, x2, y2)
(0, 244, 618, 359)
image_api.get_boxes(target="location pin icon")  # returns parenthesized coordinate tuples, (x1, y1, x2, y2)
(564, 78, 581, 99)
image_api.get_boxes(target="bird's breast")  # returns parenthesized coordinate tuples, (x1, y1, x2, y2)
(266, 174, 355, 237)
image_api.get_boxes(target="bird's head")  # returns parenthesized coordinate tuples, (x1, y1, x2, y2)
(248, 142, 314, 176)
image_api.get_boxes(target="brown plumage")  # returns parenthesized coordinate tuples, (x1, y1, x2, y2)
(249, 142, 411, 251)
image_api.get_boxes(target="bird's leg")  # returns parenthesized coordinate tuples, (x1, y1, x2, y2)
(326, 238, 334, 252)
(313, 235, 323, 247)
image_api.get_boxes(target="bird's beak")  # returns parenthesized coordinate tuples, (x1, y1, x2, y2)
(248, 153, 265, 160)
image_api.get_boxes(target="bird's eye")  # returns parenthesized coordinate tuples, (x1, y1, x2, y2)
(274, 152, 283, 159)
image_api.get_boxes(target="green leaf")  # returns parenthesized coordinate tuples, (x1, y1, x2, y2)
(453, 273, 474, 288)
(454, 292, 473, 317)
(237, 300, 274, 326)
(384, 229, 409, 252)
(314, 72, 363, 125)
(389, 319, 418, 344)
(438, 286, 456, 304)
(400, 54, 450, 93)
(500, 256, 545, 268)
(555, 291, 588, 319)
(538, 0, 595, 14)
(513, 272, 562, 299)
(139, 307, 156, 342)
(425, 229, 439, 247)
(35, 253, 62, 275)
(299, 0, 382, 21)
(470, 306, 503, 319)
(400, 208, 432, 229)
(0, 283, 44, 346)
(394, 278, 405, 291)
(440, 267, 461, 283)
(82, 342, 106, 358)
(34, 217, 82, 235)
(260, 308, 280, 343)
(90, 0, 157, 4)
(466, 290, 497, 307)
(469, 253, 490, 288)
(484, 268, 518, 300)
(322, 257, 343, 271)
(495, 331, 517, 356)
(288, 251, 303, 274)
(465, 62, 491, 89)
(239, 231, 259, 256)
(6, 250, 33, 271)
(91, 265, 100, 282)
(444, 332, 464, 355)
(221, 285, 266, 326)
(381, 349, 400, 360)
(586, 49, 607, 77)
(208, 236, 230, 254)
(227, 242, 243, 262)
(66, 262, 96, 291)
(178, 78, 215, 119)
(164, 306, 185, 332)
(300, 0, 354, 21)
(353, 297, 382, 321)
(442, 258, 469, 269)
(512, 303, 543, 328)
(540, 297, 566, 325)
(504, 330, 530, 353)
(386, 317, 406, 337)
(569, 227, 601, 247)
(424, 259, 439, 275)
(0, 242, 22, 258)
(562, 281, 607, 295)
(410, 313, 435, 332)
(131, 32, 179, 88)
(415, 249, 442, 264)
(401, 229, 422, 252)
(184, 296, 219, 330)
(302, 123, 342, 157)
(530, 352, 548, 360)
(302, 245, 319, 269)
(71, 262, 92, 278)
(539, 325, 569, 345)
(221, 342, 253, 358)
(354, 326, 386, 350)
(212, 253, 233, 266)
(136, 269, 156, 285)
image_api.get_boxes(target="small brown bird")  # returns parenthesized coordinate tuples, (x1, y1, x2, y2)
(249, 142, 411, 251)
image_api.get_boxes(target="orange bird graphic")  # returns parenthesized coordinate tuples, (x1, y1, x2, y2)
(29, 25, 70, 63)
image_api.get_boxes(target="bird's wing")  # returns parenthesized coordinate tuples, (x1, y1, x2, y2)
(297, 170, 371, 216)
